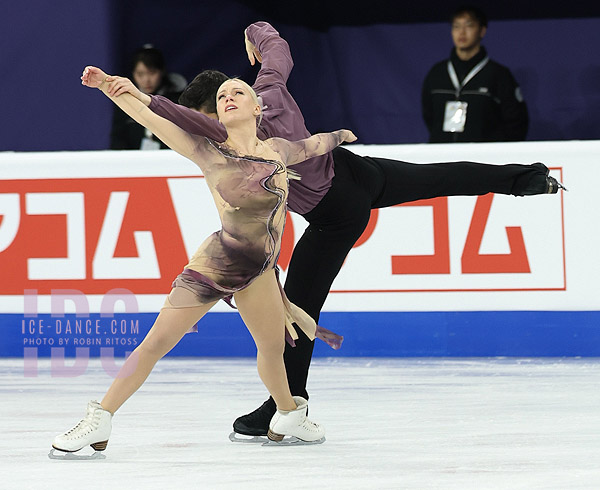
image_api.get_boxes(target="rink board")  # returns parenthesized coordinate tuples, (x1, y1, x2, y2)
(1, 141, 599, 357)
(4, 311, 600, 358)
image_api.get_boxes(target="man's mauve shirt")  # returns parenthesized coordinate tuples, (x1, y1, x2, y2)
(148, 22, 335, 215)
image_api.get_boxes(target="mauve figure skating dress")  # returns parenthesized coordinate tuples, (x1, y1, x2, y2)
(164, 135, 344, 348)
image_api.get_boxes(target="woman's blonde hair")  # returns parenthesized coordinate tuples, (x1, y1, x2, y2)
(216, 78, 263, 126)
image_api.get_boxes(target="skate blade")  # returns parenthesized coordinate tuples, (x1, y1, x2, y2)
(228, 432, 267, 444)
(48, 448, 106, 460)
(262, 436, 325, 446)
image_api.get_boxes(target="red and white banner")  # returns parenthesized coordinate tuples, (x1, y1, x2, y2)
(0, 141, 597, 313)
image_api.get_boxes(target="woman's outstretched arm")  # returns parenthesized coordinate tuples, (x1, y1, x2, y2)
(268, 130, 357, 167)
(81, 66, 200, 160)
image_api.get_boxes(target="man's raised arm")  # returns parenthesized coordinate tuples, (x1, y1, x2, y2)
(245, 22, 293, 87)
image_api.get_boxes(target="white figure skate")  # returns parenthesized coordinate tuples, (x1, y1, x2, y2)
(265, 396, 325, 446)
(50, 400, 112, 459)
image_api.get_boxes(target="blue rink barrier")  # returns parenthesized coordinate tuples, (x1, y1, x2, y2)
(3, 311, 600, 358)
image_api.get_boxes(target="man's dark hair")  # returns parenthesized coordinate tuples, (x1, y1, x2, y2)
(178, 70, 230, 113)
(451, 5, 488, 28)
(131, 45, 166, 72)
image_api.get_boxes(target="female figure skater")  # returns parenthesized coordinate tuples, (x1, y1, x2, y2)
(51, 66, 355, 454)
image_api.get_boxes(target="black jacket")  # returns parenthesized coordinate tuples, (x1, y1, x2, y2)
(422, 47, 528, 143)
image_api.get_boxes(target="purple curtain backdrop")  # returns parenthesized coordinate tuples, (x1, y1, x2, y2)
(2, 1, 599, 151)
(1, 0, 115, 151)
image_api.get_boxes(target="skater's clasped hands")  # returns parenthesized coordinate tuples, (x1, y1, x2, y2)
(81, 66, 144, 99)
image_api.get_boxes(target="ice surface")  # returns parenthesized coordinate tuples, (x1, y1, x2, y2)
(1, 357, 599, 489)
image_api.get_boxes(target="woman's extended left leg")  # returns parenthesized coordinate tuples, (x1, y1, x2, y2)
(52, 288, 216, 454)
(101, 294, 215, 414)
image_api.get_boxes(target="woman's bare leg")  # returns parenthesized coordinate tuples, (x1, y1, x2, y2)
(101, 289, 216, 414)
(234, 270, 296, 411)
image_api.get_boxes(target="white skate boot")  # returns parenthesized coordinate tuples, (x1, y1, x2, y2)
(50, 400, 112, 458)
(266, 396, 325, 445)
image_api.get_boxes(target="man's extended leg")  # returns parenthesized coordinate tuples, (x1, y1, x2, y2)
(370, 158, 562, 208)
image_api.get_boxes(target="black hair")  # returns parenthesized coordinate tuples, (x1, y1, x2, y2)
(130, 44, 166, 73)
(451, 5, 488, 28)
(178, 69, 230, 113)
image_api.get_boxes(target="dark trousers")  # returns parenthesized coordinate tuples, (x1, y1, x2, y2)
(282, 146, 545, 398)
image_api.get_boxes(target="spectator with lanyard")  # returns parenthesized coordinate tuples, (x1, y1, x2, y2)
(422, 5, 529, 143)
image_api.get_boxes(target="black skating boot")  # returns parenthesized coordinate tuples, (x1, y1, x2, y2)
(521, 163, 568, 195)
(229, 398, 276, 442)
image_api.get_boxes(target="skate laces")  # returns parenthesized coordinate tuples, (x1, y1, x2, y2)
(64, 404, 102, 439)
(297, 408, 320, 432)
(304, 419, 321, 432)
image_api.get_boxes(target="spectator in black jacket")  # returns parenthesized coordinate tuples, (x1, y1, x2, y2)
(422, 5, 528, 143)
(110, 45, 187, 150)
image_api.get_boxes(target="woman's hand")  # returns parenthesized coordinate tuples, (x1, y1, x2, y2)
(81, 66, 108, 88)
(341, 130, 357, 143)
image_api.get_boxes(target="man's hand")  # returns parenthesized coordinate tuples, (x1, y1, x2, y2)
(104, 76, 150, 105)
(245, 31, 262, 66)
